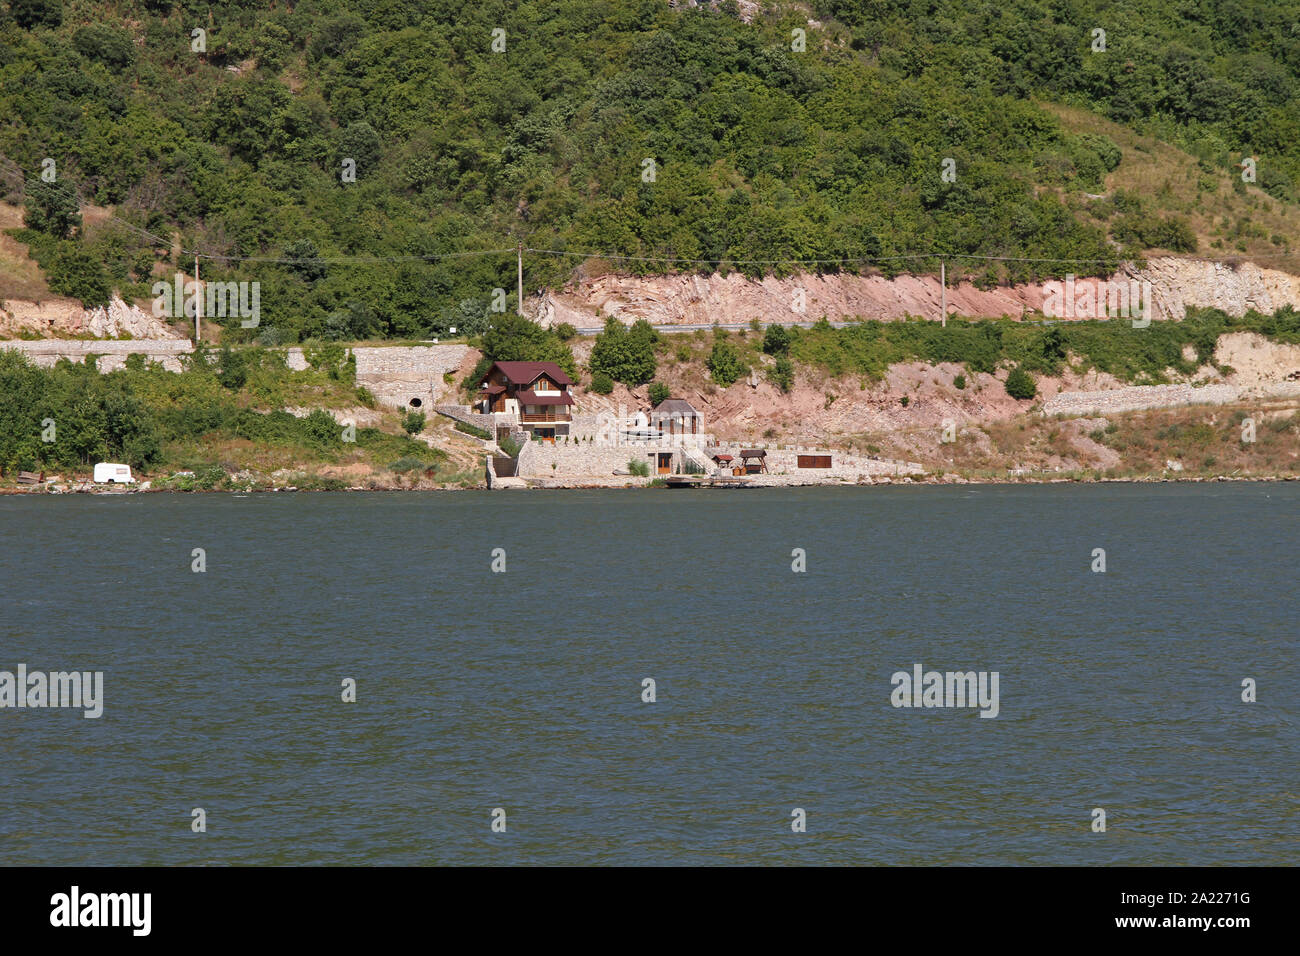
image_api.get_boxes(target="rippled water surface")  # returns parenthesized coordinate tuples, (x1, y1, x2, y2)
(1, 484, 1295, 865)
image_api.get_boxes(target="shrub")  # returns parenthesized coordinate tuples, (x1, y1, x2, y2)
(216, 345, 248, 390)
(402, 410, 426, 435)
(1114, 213, 1197, 253)
(473, 315, 576, 382)
(72, 24, 135, 68)
(628, 459, 650, 477)
(707, 341, 746, 386)
(388, 456, 430, 473)
(308, 12, 365, 62)
(335, 122, 382, 176)
(648, 382, 670, 406)
(303, 340, 350, 380)
(954, 373, 966, 389)
(300, 409, 341, 447)
(164, 465, 227, 491)
(454, 420, 490, 440)
(590, 371, 614, 394)
(1079, 133, 1122, 173)
(498, 433, 523, 458)
(1147, 216, 1197, 253)
(554, 322, 577, 341)
(1005, 366, 1037, 400)
(589, 317, 657, 385)
(762, 324, 792, 356)
(47, 245, 111, 306)
(11, 0, 63, 31)
(23, 180, 80, 237)
(769, 356, 794, 393)
(257, 325, 290, 346)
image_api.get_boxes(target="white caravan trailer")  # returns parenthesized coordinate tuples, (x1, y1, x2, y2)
(93, 463, 136, 484)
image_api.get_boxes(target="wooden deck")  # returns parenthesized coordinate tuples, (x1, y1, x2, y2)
(663, 475, 753, 489)
(707, 476, 753, 488)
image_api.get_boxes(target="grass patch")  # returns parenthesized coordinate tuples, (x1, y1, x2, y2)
(455, 421, 492, 440)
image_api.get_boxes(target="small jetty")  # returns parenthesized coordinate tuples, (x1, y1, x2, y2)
(707, 476, 752, 488)
(664, 474, 752, 489)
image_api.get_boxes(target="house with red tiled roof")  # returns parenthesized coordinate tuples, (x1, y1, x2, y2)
(476, 361, 575, 441)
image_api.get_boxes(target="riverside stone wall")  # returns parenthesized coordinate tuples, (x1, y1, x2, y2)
(517, 441, 662, 477)
(758, 447, 925, 477)
(515, 437, 923, 479)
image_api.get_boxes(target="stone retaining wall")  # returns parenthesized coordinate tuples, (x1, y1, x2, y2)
(517, 441, 653, 478)
(0, 339, 194, 372)
(282, 345, 470, 409)
(1043, 383, 1240, 417)
(515, 438, 923, 479)
(354, 345, 471, 410)
(759, 448, 925, 477)
(434, 405, 497, 435)
(1, 341, 470, 402)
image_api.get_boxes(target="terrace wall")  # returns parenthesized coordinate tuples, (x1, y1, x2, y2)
(0, 339, 193, 371)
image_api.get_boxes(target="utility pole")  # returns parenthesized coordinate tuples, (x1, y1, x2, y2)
(940, 261, 946, 328)
(517, 243, 524, 317)
(194, 254, 201, 342)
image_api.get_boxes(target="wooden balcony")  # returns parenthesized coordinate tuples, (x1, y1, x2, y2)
(520, 411, 571, 423)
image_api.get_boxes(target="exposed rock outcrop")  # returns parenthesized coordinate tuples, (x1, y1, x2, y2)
(1, 294, 185, 339)
(531, 257, 1300, 328)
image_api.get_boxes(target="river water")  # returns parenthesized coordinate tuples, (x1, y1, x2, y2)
(0, 484, 1294, 865)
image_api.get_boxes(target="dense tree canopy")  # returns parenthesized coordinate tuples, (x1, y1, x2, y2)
(2, 0, 1298, 342)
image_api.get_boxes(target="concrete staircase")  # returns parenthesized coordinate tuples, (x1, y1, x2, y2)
(680, 444, 715, 474)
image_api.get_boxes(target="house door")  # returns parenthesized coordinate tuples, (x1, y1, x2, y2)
(537, 427, 555, 443)
(656, 453, 672, 474)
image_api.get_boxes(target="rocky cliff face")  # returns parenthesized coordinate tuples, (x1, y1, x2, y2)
(532, 258, 1300, 328)
(1, 294, 185, 339)
(1137, 258, 1300, 320)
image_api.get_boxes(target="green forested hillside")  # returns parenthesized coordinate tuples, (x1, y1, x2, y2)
(1, 0, 1298, 342)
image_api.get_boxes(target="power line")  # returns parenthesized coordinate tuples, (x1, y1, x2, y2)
(0, 160, 175, 250)
(195, 249, 517, 264)
(525, 245, 1300, 266)
(524, 246, 1134, 266)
